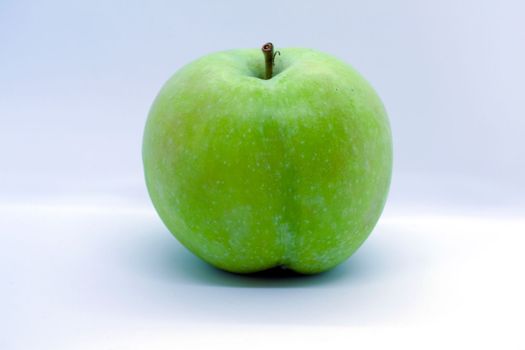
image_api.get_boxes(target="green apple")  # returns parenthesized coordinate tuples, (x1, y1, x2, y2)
(143, 43, 392, 274)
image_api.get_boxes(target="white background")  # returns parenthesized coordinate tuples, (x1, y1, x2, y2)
(1, 1, 524, 349)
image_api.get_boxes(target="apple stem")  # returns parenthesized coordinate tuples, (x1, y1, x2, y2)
(262, 42, 278, 79)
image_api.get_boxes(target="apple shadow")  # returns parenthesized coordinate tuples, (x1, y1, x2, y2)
(128, 228, 402, 289)
(116, 222, 431, 325)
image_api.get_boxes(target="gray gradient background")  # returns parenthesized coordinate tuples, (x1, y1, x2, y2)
(1, 1, 524, 349)
(2, 0, 524, 207)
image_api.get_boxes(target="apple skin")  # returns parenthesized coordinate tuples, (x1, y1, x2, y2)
(143, 48, 392, 274)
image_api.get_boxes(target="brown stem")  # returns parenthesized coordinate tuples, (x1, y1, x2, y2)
(261, 42, 274, 79)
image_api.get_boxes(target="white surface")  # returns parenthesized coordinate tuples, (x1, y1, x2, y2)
(2, 0, 525, 349)
(2, 196, 525, 349)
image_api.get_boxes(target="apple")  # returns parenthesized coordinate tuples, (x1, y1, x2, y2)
(143, 43, 392, 274)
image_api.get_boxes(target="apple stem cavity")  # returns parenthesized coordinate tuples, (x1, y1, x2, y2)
(262, 42, 280, 80)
